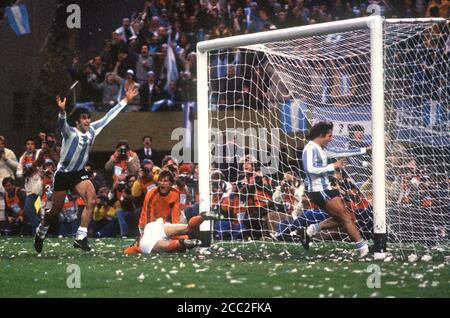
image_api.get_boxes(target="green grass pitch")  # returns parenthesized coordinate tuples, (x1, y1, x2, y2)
(0, 237, 449, 298)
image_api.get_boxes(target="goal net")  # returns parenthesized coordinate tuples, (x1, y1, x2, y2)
(197, 17, 449, 256)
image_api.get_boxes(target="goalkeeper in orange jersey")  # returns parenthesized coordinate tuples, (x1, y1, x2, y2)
(124, 214, 204, 254)
(125, 170, 203, 254)
(138, 170, 181, 230)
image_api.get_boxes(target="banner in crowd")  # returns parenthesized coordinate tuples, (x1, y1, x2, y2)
(394, 100, 449, 146)
(5, 4, 30, 35)
(311, 104, 372, 148)
(165, 30, 179, 91)
(183, 102, 196, 149)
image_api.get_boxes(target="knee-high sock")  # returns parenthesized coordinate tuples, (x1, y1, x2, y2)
(188, 215, 203, 230)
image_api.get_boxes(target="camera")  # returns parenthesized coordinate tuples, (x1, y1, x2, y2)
(176, 174, 190, 187)
(98, 194, 108, 206)
(23, 163, 34, 178)
(117, 181, 127, 192)
(118, 146, 128, 159)
(142, 167, 151, 176)
(43, 140, 56, 149)
(254, 175, 264, 186)
(182, 174, 199, 186)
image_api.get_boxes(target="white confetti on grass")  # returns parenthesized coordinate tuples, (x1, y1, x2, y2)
(412, 273, 424, 280)
(196, 268, 208, 273)
(385, 281, 399, 285)
(137, 273, 145, 282)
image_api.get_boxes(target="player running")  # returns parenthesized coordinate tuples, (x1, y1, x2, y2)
(34, 86, 138, 253)
(300, 121, 372, 257)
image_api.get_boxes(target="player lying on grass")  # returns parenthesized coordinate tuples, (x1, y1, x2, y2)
(124, 214, 204, 254)
(300, 121, 372, 257)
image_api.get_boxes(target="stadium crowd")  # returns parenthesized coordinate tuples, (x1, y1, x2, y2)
(68, 0, 449, 111)
(0, 0, 448, 243)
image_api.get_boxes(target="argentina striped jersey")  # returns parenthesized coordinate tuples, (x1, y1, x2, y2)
(302, 141, 367, 192)
(57, 100, 128, 173)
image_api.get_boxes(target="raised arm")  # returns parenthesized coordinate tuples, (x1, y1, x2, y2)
(91, 86, 138, 134)
(56, 96, 72, 139)
(325, 146, 369, 159)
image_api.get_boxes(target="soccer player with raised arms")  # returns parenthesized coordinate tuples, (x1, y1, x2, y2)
(300, 121, 372, 257)
(34, 86, 138, 253)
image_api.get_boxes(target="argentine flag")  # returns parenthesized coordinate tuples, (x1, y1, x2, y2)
(164, 30, 179, 91)
(5, 4, 30, 35)
(280, 99, 308, 134)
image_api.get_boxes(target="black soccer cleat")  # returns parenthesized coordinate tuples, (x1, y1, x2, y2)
(200, 211, 220, 220)
(181, 239, 202, 250)
(299, 228, 311, 250)
(73, 237, 92, 251)
(34, 233, 45, 253)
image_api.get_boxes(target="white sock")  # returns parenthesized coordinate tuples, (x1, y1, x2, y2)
(76, 227, 88, 240)
(37, 223, 49, 239)
(355, 240, 368, 254)
(306, 223, 321, 237)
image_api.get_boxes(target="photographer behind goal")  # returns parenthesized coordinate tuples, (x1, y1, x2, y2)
(105, 140, 140, 187)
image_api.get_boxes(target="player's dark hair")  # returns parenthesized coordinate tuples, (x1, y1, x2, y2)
(308, 121, 333, 140)
(158, 170, 175, 184)
(69, 107, 91, 127)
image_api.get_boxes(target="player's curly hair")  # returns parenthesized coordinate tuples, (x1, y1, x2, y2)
(308, 121, 333, 140)
(68, 107, 91, 127)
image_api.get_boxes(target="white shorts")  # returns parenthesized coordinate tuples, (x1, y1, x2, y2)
(139, 218, 168, 254)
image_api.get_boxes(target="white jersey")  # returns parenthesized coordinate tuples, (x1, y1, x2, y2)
(57, 100, 127, 173)
(302, 141, 366, 192)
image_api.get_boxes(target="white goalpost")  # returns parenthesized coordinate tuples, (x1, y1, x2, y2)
(196, 16, 449, 256)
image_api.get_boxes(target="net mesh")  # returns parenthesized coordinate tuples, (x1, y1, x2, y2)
(205, 19, 449, 255)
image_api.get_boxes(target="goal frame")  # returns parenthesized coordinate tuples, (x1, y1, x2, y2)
(196, 16, 443, 255)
